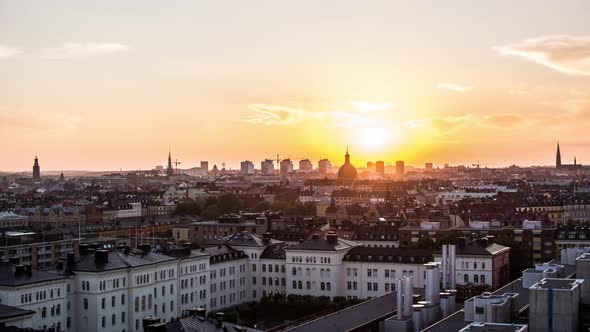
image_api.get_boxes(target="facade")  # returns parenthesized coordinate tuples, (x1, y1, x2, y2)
(240, 160, 255, 174)
(318, 159, 332, 175)
(396, 161, 405, 177)
(260, 159, 274, 175)
(280, 159, 294, 176)
(200, 161, 208, 172)
(0, 212, 28, 229)
(376, 161, 385, 176)
(299, 159, 313, 171)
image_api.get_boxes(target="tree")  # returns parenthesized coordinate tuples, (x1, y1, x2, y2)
(217, 193, 240, 214)
(201, 205, 221, 219)
(416, 237, 435, 249)
(175, 200, 201, 215)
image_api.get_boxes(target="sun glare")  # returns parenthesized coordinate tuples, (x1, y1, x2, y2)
(357, 126, 392, 151)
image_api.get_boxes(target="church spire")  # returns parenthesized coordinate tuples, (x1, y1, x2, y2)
(166, 148, 174, 176)
(556, 141, 562, 168)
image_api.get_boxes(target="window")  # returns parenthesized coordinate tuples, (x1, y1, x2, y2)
(464, 274, 469, 283)
(101, 298, 106, 309)
(474, 275, 479, 284)
(122, 312, 126, 323)
(292, 281, 297, 289)
(170, 284, 174, 294)
(42, 307, 47, 318)
(292, 267, 297, 275)
(121, 294, 125, 305)
(306, 281, 311, 290)
(321, 282, 325, 291)
(112, 296, 116, 307)
(142, 296, 146, 311)
(480, 275, 486, 285)
(135, 297, 139, 312)
(298, 281, 302, 289)
(102, 316, 106, 328)
(84, 298, 88, 310)
(112, 314, 116, 325)
(475, 306, 484, 314)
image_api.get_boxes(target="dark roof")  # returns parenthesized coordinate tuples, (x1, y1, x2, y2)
(344, 247, 433, 263)
(0, 304, 35, 320)
(0, 263, 66, 287)
(163, 315, 262, 332)
(260, 245, 286, 259)
(434, 242, 510, 256)
(72, 250, 176, 272)
(288, 234, 357, 251)
(206, 231, 281, 247)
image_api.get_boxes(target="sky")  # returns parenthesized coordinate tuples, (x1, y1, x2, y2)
(1, 0, 590, 171)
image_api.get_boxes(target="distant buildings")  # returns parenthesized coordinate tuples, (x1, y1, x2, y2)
(280, 159, 294, 176)
(318, 159, 332, 175)
(299, 159, 313, 171)
(200, 161, 208, 172)
(376, 161, 385, 176)
(32, 156, 40, 182)
(395, 160, 405, 177)
(240, 160, 255, 174)
(425, 162, 433, 171)
(260, 159, 275, 175)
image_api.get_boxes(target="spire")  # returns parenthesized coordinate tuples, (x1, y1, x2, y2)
(166, 148, 174, 176)
(575, 156, 577, 165)
(556, 141, 562, 168)
(344, 146, 350, 164)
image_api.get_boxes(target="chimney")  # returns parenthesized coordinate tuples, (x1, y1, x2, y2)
(14, 264, 25, 276)
(66, 252, 76, 270)
(441, 244, 448, 290)
(139, 244, 151, 254)
(403, 276, 413, 318)
(263, 232, 272, 244)
(440, 292, 450, 317)
(412, 304, 424, 332)
(446, 289, 457, 313)
(146, 322, 167, 332)
(56, 260, 64, 271)
(397, 278, 404, 320)
(142, 317, 161, 331)
(449, 244, 456, 290)
(79, 243, 90, 256)
(188, 307, 206, 317)
(326, 231, 338, 245)
(94, 250, 109, 265)
(24, 264, 32, 276)
(216, 312, 224, 328)
(424, 263, 440, 306)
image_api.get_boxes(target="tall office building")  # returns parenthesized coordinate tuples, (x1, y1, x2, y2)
(375, 161, 385, 176)
(200, 161, 209, 172)
(366, 162, 375, 172)
(261, 159, 275, 175)
(318, 159, 332, 175)
(32, 156, 41, 182)
(299, 159, 313, 171)
(280, 159, 294, 176)
(240, 160, 255, 174)
(396, 160, 405, 177)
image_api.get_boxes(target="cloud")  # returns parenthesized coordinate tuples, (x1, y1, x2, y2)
(430, 115, 472, 133)
(44, 42, 129, 59)
(0, 109, 81, 131)
(438, 83, 472, 93)
(0, 45, 21, 58)
(494, 35, 590, 76)
(244, 102, 392, 127)
(483, 114, 527, 128)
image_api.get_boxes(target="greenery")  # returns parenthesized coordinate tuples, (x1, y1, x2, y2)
(207, 294, 364, 327)
(175, 200, 201, 215)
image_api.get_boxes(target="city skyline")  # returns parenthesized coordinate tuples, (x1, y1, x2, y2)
(2, 1, 590, 171)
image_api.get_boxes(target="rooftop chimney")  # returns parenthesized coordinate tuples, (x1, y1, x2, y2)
(79, 243, 90, 256)
(94, 249, 109, 265)
(326, 231, 338, 245)
(139, 244, 151, 254)
(14, 264, 25, 276)
(216, 312, 224, 328)
(263, 232, 272, 244)
(188, 307, 206, 317)
(66, 252, 76, 271)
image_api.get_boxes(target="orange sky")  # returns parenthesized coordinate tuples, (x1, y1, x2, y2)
(1, 1, 590, 171)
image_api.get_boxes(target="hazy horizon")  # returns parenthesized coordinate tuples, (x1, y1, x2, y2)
(2, 0, 590, 171)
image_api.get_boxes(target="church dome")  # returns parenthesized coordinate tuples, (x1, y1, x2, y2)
(337, 148, 358, 180)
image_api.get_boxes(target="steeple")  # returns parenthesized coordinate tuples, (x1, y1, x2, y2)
(556, 142, 562, 168)
(32, 155, 41, 182)
(166, 149, 174, 176)
(575, 156, 577, 165)
(344, 146, 350, 164)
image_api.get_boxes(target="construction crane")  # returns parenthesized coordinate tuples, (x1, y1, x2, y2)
(472, 161, 496, 168)
(173, 159, 181, 172)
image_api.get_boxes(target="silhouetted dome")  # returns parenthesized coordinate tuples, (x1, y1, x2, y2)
(337, 148, 357, 180)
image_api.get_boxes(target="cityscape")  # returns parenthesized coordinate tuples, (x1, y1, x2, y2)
(2, 1, 590, 332)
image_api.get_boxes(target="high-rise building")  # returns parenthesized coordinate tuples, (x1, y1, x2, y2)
(425, 162, 433, 171)
(280, 159, 294, 176)
(396, 160, 405, 177)
(261, 159, 275, 175)
(200, 161, 209, 172)
(299, 159, 313, 171)
(366, 162, 375, 172)
(240, 160, 255, 174)
(32, 156, 41, 182)
(375, 161, 385, 176)
(166, 150, 174, 176)
(318, 159, 332, 175)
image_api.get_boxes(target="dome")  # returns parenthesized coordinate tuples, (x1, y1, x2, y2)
(337, 147, 358, 180)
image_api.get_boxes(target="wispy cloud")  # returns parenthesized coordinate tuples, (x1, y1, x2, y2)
(0, 45, 21, 58)
(483, 114, 527, 128)
(44, 42, 129, 59)
(243, 102, 393, 127)
(0, 109, 81, 132)
(494, 35, 590, 76)
(438, 83, 472, 93)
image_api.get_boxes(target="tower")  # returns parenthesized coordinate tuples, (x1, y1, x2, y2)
(32, 156, 41, 182)
(556, 142, 562, 168)
(166, 150, 174, 176)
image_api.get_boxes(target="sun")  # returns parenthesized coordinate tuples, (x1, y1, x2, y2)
(357, 126, 392, 151)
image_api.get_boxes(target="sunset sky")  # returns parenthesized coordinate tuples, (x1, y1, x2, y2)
(1, 0, 590, 171)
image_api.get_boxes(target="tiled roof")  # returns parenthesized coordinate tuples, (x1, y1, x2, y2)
(72, 250, 175, 272)
(0, 304, 35, 320)
(260, 245, 286, 260)
(163, 315, 262, 332)
(288, 234, 357, 251)
(0, 263, 66, 286)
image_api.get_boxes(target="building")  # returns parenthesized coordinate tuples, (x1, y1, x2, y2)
(376, 161, 385, 176)
(529, 278, 583, 332)
(299, 159, 313, 171)
(200, 161, 208, 172)
(0, 212, 28, 229)
(396, 161, 405, 177)
(240, 160, 255, 175)
(318, 159, 332, 175)
(280, 159, 294, 176)
(556, 142, 583, 171)
(166, 151, 174, 177)
(32, 156, 41, 182)
(337, 148, 358, 181)
(260, 159, 275, 175)
(425, 163, 433, 171)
